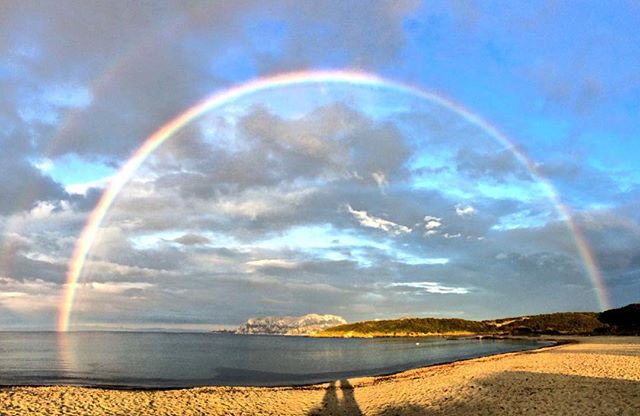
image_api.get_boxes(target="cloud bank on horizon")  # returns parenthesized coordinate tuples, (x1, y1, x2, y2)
(0, 0, 638, 330)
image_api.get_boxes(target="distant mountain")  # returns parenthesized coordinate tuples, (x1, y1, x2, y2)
(314, 303, 639, 338)
(235, 314, 347, 335)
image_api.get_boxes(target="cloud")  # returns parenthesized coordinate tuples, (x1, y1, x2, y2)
(536, 159, 625, 208)
(455, 204, 475, 217)
(346, 204, 412, 236)
(0, 159, 69, 215)
(3, 88, 629, 328)
(172, 233, 211, 246)
(387, 281, 470, 294)
(423, 215, 442, 236)
(0, 278, 59, 319)
(89, 281, 154, 295)
(455, 147, 530, 182)
(245, 259, 299, 269)
(371, 171, 388, 189)
(0, 1, 419, 163)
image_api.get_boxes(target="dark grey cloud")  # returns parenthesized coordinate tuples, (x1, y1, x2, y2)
(172, 233, 211, 246)
(0, 159, 67, 214)
(68, 187, 103, 212)
(455, 147, 529, 182)
(578, 211, 640, 279)
(1, 1, 418, 162)
(537, 160, 625, 207)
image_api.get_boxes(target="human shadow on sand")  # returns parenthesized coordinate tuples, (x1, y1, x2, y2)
(306, 379, 363, 416)
(306, 371, 639, 415)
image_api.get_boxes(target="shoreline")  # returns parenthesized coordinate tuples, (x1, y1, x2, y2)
(1, 336, 638, 415)
(0, 337, 556, 391)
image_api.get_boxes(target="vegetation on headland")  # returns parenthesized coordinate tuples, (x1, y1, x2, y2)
(314, 303, 639, 338)
(314, 317, 494, 338)
(488, 312, 604, 335)
(598, 303, 640, 335)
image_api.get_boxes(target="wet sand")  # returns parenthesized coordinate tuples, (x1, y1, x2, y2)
(1, 336, 638, 415)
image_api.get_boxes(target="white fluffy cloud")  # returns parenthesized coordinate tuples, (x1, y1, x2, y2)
(89, 281, 155, 294)
(423, 215, 443, 236)
(455, 204, 476, 217)
(444, 233, 462, 239)
(346, 204, 412, 235)
(245, 259, 299, 270)
(387, 281, 470, 294)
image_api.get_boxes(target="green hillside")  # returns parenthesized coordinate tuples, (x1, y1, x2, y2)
(315, 304, 639, 338)
(316, 317, 494, 337)
(489, 312, 605, 335)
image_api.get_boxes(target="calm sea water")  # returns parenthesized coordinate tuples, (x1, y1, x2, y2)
(0, 332, 550, 388)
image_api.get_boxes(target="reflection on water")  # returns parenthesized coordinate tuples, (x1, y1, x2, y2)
(56, 332, 77, 377)
(0, 332, 550, 388)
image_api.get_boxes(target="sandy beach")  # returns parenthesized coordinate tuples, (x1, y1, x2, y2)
(1, 336, 638, 415)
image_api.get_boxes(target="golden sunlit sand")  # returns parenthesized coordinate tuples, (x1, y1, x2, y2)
(1, 337, 638, 415)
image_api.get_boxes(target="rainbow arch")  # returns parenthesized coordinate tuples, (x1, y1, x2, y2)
(56, 70, 609, 331)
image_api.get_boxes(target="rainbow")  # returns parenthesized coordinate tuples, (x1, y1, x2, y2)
(56, 70, 609, 331)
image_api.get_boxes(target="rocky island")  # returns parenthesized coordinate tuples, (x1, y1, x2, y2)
(235, 313, 347, 335)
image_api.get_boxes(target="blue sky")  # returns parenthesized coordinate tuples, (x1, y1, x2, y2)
(0, 1, 638, 330)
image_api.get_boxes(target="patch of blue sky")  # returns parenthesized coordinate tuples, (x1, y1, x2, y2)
(0, 60, 18, 81)
(233, 84, 415, 123)
(209, 46, 256, 82)
(242, 16, 287, 57)
(36, 154, 115, 186)
(577, 130, 640, 173)
(397, 254, 449, 265)
(12, 42, 41, 60)
(474, 181, 547, 204)
(17, 83, 91, 125)
(406, 146, 454, 171)
(339, 87, 419, 121)
(582, 202, 616, 211)
(409, 171, 473, 200)
(233, 84, 340, 120)
(43, 84, 92, 108)
(320, 249, 349, 262)
(255, 224, 387, 251)
(523, 117, 572, 153)
(409, 163, 550, 206)
(408, 153, 473, 200)
(612, 169, 640, 192)
(17, 87, 58, 125)
(130, 232, 182, 250)
(397, 9, 525, 124)
(491, 209, 554, 231)
(253, 223, 448, 268)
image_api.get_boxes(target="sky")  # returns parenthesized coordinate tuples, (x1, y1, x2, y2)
(0, 0, 639, 331)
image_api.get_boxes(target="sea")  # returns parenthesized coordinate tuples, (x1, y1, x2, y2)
(0, 332, 551, 388)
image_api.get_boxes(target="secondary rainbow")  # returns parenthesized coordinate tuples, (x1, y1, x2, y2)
(56, 70, 609, 331)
